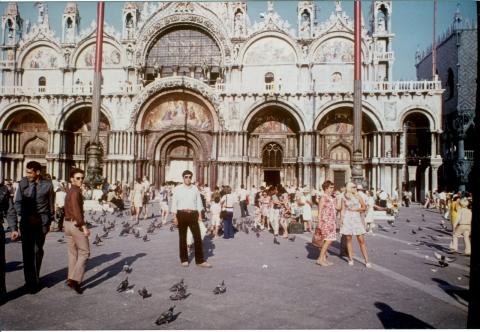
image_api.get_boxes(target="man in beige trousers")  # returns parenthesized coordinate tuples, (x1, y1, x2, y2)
(64, 168, 90, 294)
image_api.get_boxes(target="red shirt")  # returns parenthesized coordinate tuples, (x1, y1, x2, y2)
(64, 185, 84, 226)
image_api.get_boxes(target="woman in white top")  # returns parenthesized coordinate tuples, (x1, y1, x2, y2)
(340, 182, 371, 267)
(364, 190, 375, 233)
(220, 186, 237, 239)
(210, 195, 222, 238)
(129, 178, 145, 225)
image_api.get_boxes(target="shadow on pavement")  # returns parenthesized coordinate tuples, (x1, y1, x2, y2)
(305, 242, 319, 260)
(431, 277, 469, 306)
(374, 302, 434, 328)
(83, 252, 147, 289)
(202, 235, 215, 260)
(5, 261, 22, 272)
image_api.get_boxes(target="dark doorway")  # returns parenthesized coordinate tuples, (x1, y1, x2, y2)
(333, 170, 346, 190)
(264, 170, 280, 186)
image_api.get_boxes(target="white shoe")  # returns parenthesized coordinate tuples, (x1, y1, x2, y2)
(348, 260, 354, 266)
(365, 262, 372, 268)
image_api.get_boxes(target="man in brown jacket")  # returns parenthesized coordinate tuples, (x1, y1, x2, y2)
(63, 168, 90, 294)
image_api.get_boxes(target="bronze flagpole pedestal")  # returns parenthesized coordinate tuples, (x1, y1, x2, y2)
(86, 2, 105, 187)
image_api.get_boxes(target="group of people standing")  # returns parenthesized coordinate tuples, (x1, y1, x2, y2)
(1, 161, 90, 305)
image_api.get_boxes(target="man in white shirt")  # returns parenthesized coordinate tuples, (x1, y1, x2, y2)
(54, 186, 66, 231)
(378, 189, 388, 208)
(171, 170, 212, 268)
(238, 184, 249, 217)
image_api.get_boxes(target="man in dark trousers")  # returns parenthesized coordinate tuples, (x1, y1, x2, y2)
(8, 161, 55, 293)
(171, 170, 212, 268)
(63, 168, 90, 294)
(1, 179, 14, 305)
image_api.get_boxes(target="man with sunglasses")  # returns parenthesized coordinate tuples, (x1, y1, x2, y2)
(63, 168, 90, 294)
(171, 170, 212, 268)
(8, 161, 55, 294)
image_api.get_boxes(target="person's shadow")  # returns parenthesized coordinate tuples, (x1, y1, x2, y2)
(431, 277, 469, 306)
(82, 252, 147, 289)
(202, 235, 215, 260)
(5, 261, 23, 272)
(305, 243, 319, 260)
(375, 302, 434, 328)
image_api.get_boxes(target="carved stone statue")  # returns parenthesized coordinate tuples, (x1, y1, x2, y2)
(234, 11, 244, 36)
(299, 11, 311, 38)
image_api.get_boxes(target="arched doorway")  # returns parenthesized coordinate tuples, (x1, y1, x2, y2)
(246, 106, 301, 187)
(1, 109, 49, 179)
(317, 107, 376, 187)
(262, 142, 283, 186)
(63, 107, 110, 181)
(403, 112, 431, 202)
(138, 91, 216, 187)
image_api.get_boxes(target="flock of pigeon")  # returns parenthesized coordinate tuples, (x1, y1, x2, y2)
(378, 212, 457, 268)
(80, 209, 228, 326)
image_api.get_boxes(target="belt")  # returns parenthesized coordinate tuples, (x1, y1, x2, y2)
(178, 210, 198, 213)
(65, 219, 77, 222)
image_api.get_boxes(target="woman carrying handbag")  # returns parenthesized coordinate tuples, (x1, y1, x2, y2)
(314, 181, 338, 266)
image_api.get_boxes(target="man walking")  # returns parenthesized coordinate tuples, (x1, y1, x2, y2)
(171, 170, 211, 268)
(238, 184, 249, 218)
(1, 179, 14, 305)
(8, 161, 55, 293)
(63, 168, 90, 294)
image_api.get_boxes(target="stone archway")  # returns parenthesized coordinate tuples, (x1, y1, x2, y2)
(1, 109, 49, 179)
(316, 107, 376, 187)
(244, 105, 301, 188)
(62, 107, 111, 181)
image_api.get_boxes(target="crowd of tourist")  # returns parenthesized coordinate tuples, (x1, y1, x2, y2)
(0, 161, 474, 304)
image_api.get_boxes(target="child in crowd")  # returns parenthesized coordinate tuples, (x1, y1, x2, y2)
(210, 195, 222, 238)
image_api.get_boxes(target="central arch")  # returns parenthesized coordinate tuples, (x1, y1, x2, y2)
(243, 102, 303, 187)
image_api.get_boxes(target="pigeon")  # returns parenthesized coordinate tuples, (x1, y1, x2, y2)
(273, 236, 280, 245)
(151, 213, 155, 218)
(123, 262, 133, 273)
(256, 231, 260, 238)
(213, 280, 226, 294)
(434, 252, 456, 267)
(169, 279, 185, 292)
(138, 287, 152, 299)
(134, 230, 141, 238)
(288, 235, 296, 242)
(411, 229, 417, 235)
(169, 288, 188, 300)
(418, 226, 423, 231)
(155, 306, 175, 325)
(387, 219, 394, 225)
(57, 237, 66, 243)
(406, 219, 411, 223)
(116, 277, 129, 292)
(143, 234, 149, 242)
(103, 225, 108, 233)
(147, 225, 155, 234)
(100, 231, 109, 239)
(170, 225, 175, 232)
(93, 234, 103, 246)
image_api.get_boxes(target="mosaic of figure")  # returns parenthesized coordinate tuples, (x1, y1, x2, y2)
(244, 38, 296, 65)
(26, 47, 58, 69)
(299, 11, 311, 38)
(315, 38, 354, 63)
(143, 95, 213, 131)
(250, 111, 295, 133)
(234, 10, 244, 36)
(81, 44, 121, 67)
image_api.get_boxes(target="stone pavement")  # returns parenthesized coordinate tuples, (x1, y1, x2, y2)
(0, 202, 470, 329)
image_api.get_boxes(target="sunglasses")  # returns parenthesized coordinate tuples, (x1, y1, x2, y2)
(184, 175, 192, 179)
(75, 176, 85, 180)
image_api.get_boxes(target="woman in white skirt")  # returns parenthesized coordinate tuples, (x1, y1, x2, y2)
(340, 182, 371, 267)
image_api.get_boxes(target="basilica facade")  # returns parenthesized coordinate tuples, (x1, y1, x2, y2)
(0, 1, 443, 201)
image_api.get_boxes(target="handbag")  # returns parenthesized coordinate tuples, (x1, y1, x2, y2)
(311, 227, 324, 248)
(220, 196, 228, 219)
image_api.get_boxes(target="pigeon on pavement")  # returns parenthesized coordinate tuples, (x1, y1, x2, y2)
(116, 277, 129, 292)
(288, 235, 296, 242)
(138, 287, 152, 299)
(213, 280, 226, 294)
(169, 279, 185, 292)
(434, 252, 456, 267)
(155, 306, 175, 325)
(123, 262, 133, 273)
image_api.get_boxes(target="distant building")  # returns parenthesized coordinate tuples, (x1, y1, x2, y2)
(0, 1, 443, 201)
(416, 5, 477, 193)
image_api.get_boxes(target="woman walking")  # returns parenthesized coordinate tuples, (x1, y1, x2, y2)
(316, 181, 337, 266)
(450, 197, 472, 255)
(340, 182, 371, 267)
(130, 178, 145, 225)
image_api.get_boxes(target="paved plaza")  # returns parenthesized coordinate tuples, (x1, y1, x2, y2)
(0, 202, 470, 330)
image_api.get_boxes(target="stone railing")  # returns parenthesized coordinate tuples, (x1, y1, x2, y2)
(465, 150, 474, 160)
(374, 51, 394, 62)
(0, 84, 143, 96)
(1, 79, 442, 97)
(363, 80, 442, 92)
